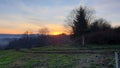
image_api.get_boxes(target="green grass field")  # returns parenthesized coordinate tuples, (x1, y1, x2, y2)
(0, 49, 86, 68)
(0, 45, 117, 68)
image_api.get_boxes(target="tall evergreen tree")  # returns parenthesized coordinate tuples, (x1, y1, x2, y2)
(67, 6, 94, 45)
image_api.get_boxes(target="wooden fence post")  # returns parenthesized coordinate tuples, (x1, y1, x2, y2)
(115, 52, 120, 68)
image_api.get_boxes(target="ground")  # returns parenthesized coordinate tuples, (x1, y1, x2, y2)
(0, 45, 119, 68)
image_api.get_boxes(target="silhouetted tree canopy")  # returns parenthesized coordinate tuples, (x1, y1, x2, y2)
(67, 6, 94, 39)
(90, 18, 111, 32)
(66, 5, 120, 45)
(39, 27, 49, 35)
(66, 6, 95, 45)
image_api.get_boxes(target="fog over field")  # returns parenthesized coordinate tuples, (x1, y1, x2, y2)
(0, 34, 21, 46)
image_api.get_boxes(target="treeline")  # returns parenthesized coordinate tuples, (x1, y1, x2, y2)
(67, 6, 120, 45)
(78, 26, 120, 45)
(6, 33, 70, 50)
(76, 18, 120, 45)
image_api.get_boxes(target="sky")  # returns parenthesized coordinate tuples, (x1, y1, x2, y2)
(0, 0, 120, 34)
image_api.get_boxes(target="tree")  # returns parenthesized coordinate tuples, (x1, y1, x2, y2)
(67, 6, 94, 45)
(90, 18, 111, 32)
(7, 30, 33, 51)
(38, 28, 50, 46)
(38, 27, 49, 35)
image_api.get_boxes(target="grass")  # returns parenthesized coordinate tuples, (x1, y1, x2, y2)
(0, 50, 88, 68)
(31, 45, 79, 51)
(87, 44, 120, 48)
(0, 45, 117, 68)
(21, 45, 120, 54)
(0, 50, 25, 68)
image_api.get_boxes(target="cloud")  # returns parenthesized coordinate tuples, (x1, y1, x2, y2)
(55, 16, 66, 20)
(0, 0, 120, 34)
(111, 22, 120, 27)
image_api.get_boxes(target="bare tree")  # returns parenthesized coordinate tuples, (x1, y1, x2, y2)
(38, 27, 49, 35)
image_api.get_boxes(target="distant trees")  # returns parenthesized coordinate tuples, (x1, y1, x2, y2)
(39, 27, 49, 35)
(6, 30, 48, 50)
(7, 31, 32, 51)
(6, 30, 71, 50)
(37, 27, 50, 47)
(49, 34, 70, 46)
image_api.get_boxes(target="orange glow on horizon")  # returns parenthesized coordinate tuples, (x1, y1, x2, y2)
(0, 23, 71, 35)
(0, 28, 23, 34)
(50, 32, 64, 35)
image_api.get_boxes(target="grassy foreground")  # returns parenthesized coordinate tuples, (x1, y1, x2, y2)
(0, 45, 117, 68)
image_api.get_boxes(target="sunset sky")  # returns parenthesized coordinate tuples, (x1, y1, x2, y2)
(0, 0, 120, 34)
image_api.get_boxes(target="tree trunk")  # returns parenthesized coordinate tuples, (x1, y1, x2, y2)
(82, 35, 85, 46)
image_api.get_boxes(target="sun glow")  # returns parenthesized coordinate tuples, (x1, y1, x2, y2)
(51, 32, 63, 35)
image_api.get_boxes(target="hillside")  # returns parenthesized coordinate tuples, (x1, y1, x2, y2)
(0, 46, 117, 68)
